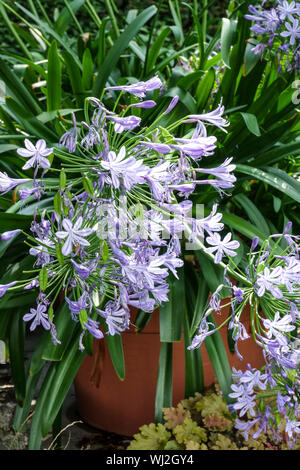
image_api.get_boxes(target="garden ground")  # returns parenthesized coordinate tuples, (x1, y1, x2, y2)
(0, 330, 130, 451)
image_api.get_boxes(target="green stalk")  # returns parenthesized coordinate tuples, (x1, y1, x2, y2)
(63, 0, 84, 35)
(0, 4, 32, 59)
(202, 0, 208, 43)
(104, 0, 119, 38)
(84, 0, 102, 28)
(35, 0, 52, 26)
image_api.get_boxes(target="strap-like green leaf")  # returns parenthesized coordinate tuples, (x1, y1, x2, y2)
(8, 310, 26, 406)
(220, 18, 237, 68)
(54, 0, 85, 35)
(40, 335, 86, 438)
(233, 193, 270, 236)
(204, 319, 233, 403)
(236, 164, 300, 203)
(106, 333, 125, 381)
(47, 40, 62, 112)
(159, 270, 184, 342)
(155, 341, 173, 422)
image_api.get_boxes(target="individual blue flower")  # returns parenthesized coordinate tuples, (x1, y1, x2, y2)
(23, 303, 50, 331)
(281, 18, 300, 45)
(205, 232, 240, 264)
(1, 229, 21, 241)
(263, 311, 295, 339)
(186, 102, 230, 133)
(107, 115, 141, 133)
(97, 301, 130, 336)
(17, 139, 53, 170)
(66, 293, 89, 317)
(163, 95, 179, 115)
(106, 76, 163, 98)
(278, 0, 299, 21)
(100, 146, 149, 190)
(0, 281, 17, 297)
(59, 113, 78, 153)
(83, 318, 104, 339)
(129, 100, 156, 109)
(56, 216, 94, 256)
(0, 171, 31, 195)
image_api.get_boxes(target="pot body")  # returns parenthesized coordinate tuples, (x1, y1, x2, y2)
(74, 306, 264, 436)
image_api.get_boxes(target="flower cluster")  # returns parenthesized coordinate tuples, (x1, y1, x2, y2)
(245, 0, 300, 72)
(188, 223, 300, 446)
(0, 76, 240, 351)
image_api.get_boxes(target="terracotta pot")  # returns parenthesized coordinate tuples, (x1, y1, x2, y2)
(74, 303, 264, 436)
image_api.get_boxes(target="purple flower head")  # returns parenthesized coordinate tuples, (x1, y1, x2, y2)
(0, 281, 17, 297)
(80, 123, 101, 150)
(23, 303, 50, 331)
(188, 310, 217, 350)
(196, 204, 224, 238)
(234, 418, 259, 441)
(0, 172, 31, 195)
(56, 216, 94, 256)
(17, 139, 53, 170)
(24, 279, 39, 290)
(238, 367, 268, 391)
(205, 232, 240, 264)
(229, 383, 257, 417)
(278, 0, 299, 21)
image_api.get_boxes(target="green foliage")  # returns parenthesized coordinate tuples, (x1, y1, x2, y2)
(128, 386, 300, 451)
(0, 0, 299, 451)
(127, 423, 171, 451)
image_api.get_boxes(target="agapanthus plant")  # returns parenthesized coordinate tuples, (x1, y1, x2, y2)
(188, 223, 300, 447)
(245, 0, 300, 72)
(0, 76, 240, 352)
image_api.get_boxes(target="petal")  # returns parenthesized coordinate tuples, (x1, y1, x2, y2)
(73, 216, 83, 231)
(22, 157, 36, 170)
(35, 139, 46, 151)
(17, 148, 35, 157)
(62, 218, 73, 231)
(40, 157, 51, 169)
(62, 236, 73, 256)
(24, 139, 36, 151)
(56, 231, 68, 239)
(41, 148, 53, 156)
